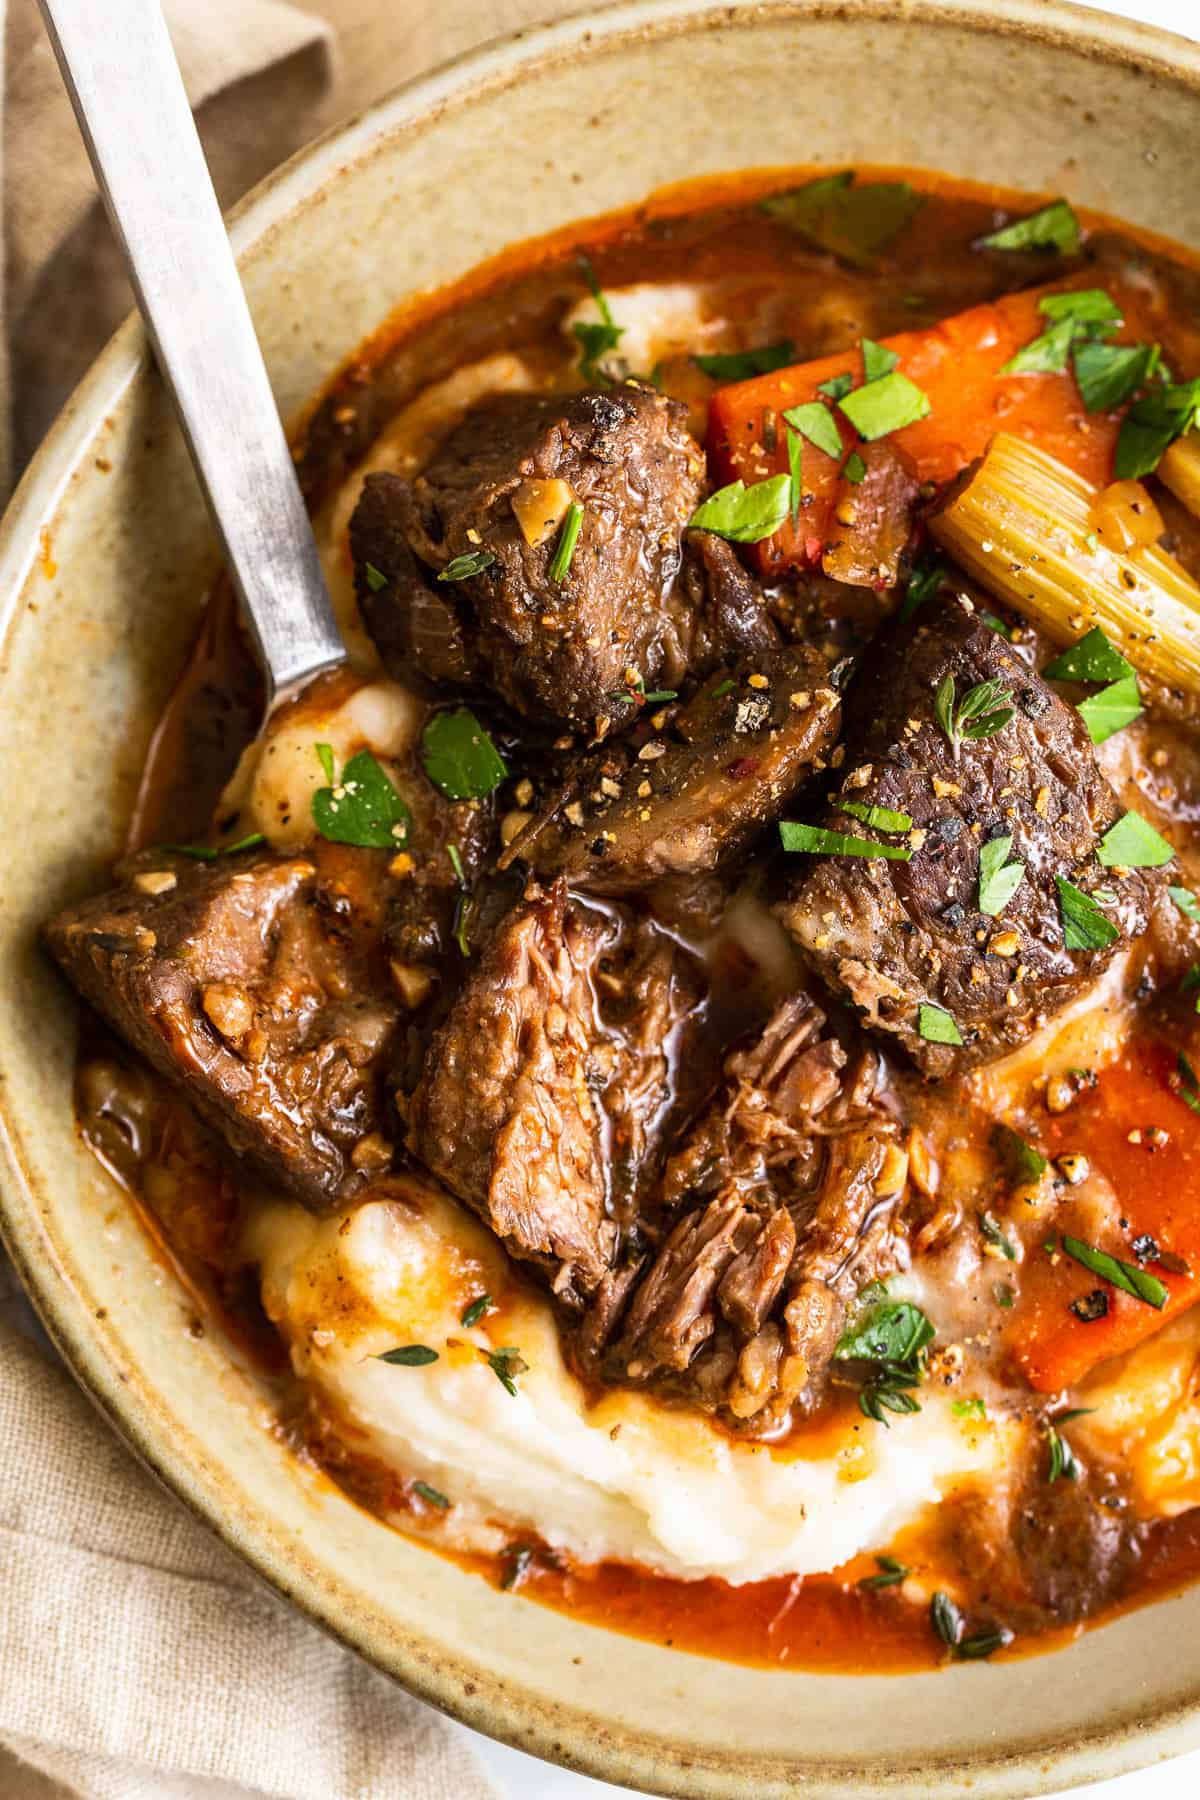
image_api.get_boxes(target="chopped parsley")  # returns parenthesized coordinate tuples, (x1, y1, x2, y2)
(573, 255, 623, 381)
(420, 707, 508, 801)
(1073, 340, 1157, 413)
(438, 549, 496, 583)
(363, 561, 388, 592)
(1177, 1052, 1200, 1117)
(693, 341, 794, 381)
(933, 673, 1014, 753)
(786, 420, 804, 525)
(312, 749, 411, 850)
(844, 450, 867, 484)
(413, 1480, 450, 1509)
(1056, 876, 1119, 950)
(1116, 377, 1200, 479)
(377, 1344, 439, 1366)
(981, 612, 1013, 639)
(548, 503, 584, 583)
(1170, 885, 1200, 922)
(978, 199, 1080, 254)
(834, 1296, 935, 1425)
(315, 742, 336, 784)
(761, 171, 923, 268)
(979, 1211, 1017, 1261)
(861, 338, 900, 382)
(1077, 676, 1144, 745)
(838, 369, 931, 440)
(1096, 810, 1175, 869)
(688, 474, 791, 544)
(994, 1124, 1048, 1185)
(899, 555, 945, 624)
(1045, 1422, 1081, 1484)
(778, 822, 912, 861)
(817, 371, 856, 402)
(977, 833, 1025, 916)
(1001, 316, 1077, 376)
(1060, 1234, 1168, 1309)
(1044, 626, 1134, 683)
(783, 400, 843, 460)
(918, 1002, 963, 1047)
(841, 801, 913, 834)
(857, 1554, 910, 1590)
(952, 1397, 988, 1421)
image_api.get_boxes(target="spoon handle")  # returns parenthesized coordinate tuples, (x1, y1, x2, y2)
(38, 0, 346, 704)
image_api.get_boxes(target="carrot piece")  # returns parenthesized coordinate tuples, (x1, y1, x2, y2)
(1006, 1038, 1200, 1393)
(706, 274, 1161, 577)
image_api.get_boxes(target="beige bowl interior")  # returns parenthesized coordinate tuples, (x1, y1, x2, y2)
(3, 3, 1200, 1794)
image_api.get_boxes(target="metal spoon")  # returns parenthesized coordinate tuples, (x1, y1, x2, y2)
(38, 0, 347, 706)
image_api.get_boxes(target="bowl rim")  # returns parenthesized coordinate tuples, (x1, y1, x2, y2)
(5, 2, 1200, 1794)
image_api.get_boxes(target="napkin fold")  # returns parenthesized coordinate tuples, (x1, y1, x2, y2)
(0, 0, 559, 1794)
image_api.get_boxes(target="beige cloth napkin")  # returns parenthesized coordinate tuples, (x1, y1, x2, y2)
(0, 0, 572, 1795)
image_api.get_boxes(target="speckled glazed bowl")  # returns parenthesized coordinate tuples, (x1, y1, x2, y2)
(3, 3, 1200, 1793)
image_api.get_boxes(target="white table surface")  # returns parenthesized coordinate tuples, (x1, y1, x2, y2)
(446, 0, 1200, 1794)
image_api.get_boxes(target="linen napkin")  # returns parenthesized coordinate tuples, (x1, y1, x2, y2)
(0, 0, 566, 1794)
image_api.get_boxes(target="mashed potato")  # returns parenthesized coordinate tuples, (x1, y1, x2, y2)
(247, 1178, 1018, 1583)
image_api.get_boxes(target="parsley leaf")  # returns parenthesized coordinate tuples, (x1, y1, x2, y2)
(862, 337, 900, 381)
(817, 371, 855, 402)
(312, 750, 411, 850)
(420, 707, 508, 801)
(1096, 810, 1175, 869)
(844, 450, 867, 484)
(1039, 289, 1123, 329)
(1169, 885, 1200, 923)
(981, 612, 1013, 639)
(841, 800, 914, 834)
(688, 475, 791, 543)
(1044, 626, 1135, 683)
(783, 400, 843, 460)
(1073, 340, 1156, 413)
(779, 822, 912, 861)
(952, 1397, 988, 1421)
(978, 833, 1025, 916)
(413, 1480, 450, 1509)
(363, 561, 388, 592)
(980, 1211, 1017, 1260)
(1077, 675, 1143, 745)
(315, 742, 336, 785)
(377, 1345, 439, 1366)
(838, 370, 930, 440)
(573, 255, 623, 381)
(1056, 876, 1119, 950)
(1046, 1423, 1081, 1484)
(994, 1123, 1048, 1184)
(1060, 1234, 1168, 1308)
(899, 555, 944, 624)
(1116, 377, 1200, 479)
(438, 550, 496, 583)
(786, 420, 804, 525)
(978, 199, 1080, 253)
(918, 1002, 963, 1046)
(761, 172, 923, 268)
(693, 341, 795, 381)
(548, 502, 583, 582)
(1001, 316, 1077, 376)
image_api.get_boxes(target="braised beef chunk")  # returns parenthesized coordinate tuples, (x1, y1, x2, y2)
(508, 648, 840, 894)
(580, 992, 908, 1430)
(351, 386, 706, 729)
(45, 850, 399, 1208)
(777, 594, 1154, 1078)
(406, 879, 704, 1303)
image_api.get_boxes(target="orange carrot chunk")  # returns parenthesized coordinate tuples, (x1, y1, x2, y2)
(1006, 1038, 1200, 1393)
(706, 274, 1160, 578)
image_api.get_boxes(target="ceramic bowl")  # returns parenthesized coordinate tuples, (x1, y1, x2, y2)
(3, 3, 1200, 1793)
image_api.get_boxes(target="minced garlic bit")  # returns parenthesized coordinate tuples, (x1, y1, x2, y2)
(1057, 1152, 1090, 1185)
(132, 869, 177, 896)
